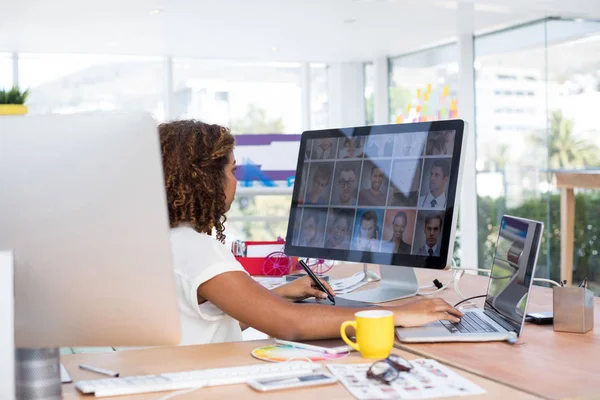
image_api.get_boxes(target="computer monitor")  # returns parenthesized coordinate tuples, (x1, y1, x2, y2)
(0, 114, 181, 348)
(285, 120, 467, 303)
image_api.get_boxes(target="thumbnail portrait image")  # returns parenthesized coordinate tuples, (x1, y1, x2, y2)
(387, 159, 423, 207)
(310, 137, 338, 160)
(324, 208, 356, 250)
(304, 139, 314, 160)
(412, 211, 446, 257)
(358, 159, 392, 207)
(295, 208, 328, 248)
(364, 134, 394, 158)
(425, 130, 455, 156)
(290, 208, 303, 245)
(294, 164, 311, 205)
(351, 209, 384, 252)
(393, 131, 428, 157)
(331, 161, 362, 206)
(337, 137, 366, 159)
(380, 209, 417, 255)
(303, 162, 334, 205)
(418, 158, 451, 209)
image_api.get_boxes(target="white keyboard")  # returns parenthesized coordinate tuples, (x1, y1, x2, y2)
(75, 361, 319, 397)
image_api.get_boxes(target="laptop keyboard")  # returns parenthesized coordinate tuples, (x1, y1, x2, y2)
(441, 312, 499, 334)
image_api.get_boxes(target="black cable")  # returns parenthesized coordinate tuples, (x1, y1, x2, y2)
(454, 294, 487, 308)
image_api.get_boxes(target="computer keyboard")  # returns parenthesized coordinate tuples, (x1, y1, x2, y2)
(75, 361, 319, 397)
(441, 312, 499, 334)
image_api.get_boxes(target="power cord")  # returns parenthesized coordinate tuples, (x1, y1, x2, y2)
(418, 258, 560, 309)
(454, 295, 487, 308)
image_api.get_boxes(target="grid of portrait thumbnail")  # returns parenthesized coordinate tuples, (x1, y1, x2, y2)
(291, 130, 456, 257)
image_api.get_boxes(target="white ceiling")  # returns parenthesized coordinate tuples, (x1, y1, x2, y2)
(1, 0, 599, 62)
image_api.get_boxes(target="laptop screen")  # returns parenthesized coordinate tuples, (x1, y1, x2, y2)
(483, 216, 544, 333)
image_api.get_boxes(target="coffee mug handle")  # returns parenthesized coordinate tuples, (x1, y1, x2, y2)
(340, 320, 360, 352)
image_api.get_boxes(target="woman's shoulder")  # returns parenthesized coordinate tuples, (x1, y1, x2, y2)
(170, 225, 237, 266)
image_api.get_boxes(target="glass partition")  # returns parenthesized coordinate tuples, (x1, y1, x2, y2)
(389, 43, 459, 124)
(475, 18, 600, 293)
(173, 59, 302, 134)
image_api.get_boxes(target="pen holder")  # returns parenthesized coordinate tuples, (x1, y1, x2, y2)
(553, 286, 594, 334)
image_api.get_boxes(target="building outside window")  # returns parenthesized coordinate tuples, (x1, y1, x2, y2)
(475, 18, 600, 293)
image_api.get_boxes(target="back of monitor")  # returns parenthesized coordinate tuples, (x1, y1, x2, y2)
(0, 114, 180, 347)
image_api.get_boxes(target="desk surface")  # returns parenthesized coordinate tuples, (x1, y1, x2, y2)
(62, 264, 598, 400)
(61, 339, 538, 399)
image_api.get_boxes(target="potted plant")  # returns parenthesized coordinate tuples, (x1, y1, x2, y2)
(0, 85, 29, 115)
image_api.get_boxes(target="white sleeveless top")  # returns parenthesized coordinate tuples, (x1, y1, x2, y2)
(169, 225, 248, 345)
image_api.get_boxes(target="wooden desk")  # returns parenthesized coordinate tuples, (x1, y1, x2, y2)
(351, 265, 600, 400)
(555, 170, 600, 285)
(61, 339, 537, 399)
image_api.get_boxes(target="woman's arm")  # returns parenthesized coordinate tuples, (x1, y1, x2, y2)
(198, 271, 462, 341)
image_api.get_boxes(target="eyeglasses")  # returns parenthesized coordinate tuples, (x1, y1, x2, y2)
(366, 355, 413, 385)
(338, 179, 355, 187)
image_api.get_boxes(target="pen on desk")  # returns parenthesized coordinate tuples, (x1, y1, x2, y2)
(298, 259, 335, 304)
(579, 278, 587, 288)
(79, 364, 119, 378)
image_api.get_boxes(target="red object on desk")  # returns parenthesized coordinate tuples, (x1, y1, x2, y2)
(234, 240, 299, 276)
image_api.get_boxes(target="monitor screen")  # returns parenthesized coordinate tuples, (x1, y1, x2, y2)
(284, 120, 465, 270)
(484, 215, 543, 332)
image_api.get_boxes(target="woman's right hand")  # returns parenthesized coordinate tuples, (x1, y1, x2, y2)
(391, 298, 463, 327)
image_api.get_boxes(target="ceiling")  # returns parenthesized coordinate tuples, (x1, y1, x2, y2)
(1, 0, 599, 62)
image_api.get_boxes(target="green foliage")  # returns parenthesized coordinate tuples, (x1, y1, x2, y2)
(0, 85, 29, 105)
(478, 192, 600, 294)
(229, 104, 285, 134)
(529, 110, 600, 169)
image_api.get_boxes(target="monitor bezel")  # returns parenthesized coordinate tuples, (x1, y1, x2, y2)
(284, 119, 465, 270)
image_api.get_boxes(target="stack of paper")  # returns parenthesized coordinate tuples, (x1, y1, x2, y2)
(330, 273, 368, 295)
(253, 273, 368, 295)
(327, 360, 486, 399)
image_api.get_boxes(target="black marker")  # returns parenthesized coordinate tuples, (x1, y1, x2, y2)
(298, 260, 335, 304)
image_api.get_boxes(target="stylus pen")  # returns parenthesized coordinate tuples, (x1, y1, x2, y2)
(298, 260, 335, 304)
(79, 364, 119, 378)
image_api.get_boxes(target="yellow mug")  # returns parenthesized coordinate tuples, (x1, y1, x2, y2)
(340, 310, 394, 359)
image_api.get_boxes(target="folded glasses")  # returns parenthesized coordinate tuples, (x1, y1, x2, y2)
(366, 354, 413, 385)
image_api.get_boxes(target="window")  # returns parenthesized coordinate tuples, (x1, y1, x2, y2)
(475, 18, 600, 293)
(173, 59, 302, 134)
(311, 64, 329, 130)
(0, 53, 12, 89)
(173, 59, 302, 240)
(18, 54, 165, 120)
(389, 43, 458, 124)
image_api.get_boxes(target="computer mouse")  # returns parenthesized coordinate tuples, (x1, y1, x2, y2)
(506, 331, 518, 344)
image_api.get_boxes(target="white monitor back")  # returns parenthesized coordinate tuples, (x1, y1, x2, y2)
(0, 252, 15, 397)
(0, 114, 181, 347)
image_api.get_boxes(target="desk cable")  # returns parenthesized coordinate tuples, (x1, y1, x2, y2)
(417, 259, 562, 308)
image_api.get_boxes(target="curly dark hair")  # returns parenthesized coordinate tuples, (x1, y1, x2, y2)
(159, 120, 235, 243)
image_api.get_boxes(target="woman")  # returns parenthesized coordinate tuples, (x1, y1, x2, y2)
(160, 120, 462, 345)
(352, 210, 380, 252)
(298, 210, 324, 247)
(325, 209, 353, 250)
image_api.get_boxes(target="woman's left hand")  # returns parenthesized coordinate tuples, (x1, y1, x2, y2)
(273, 275, 335, 302)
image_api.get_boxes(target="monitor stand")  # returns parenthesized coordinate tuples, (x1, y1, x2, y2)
(338, 264, 418, 304)
(360, 263, 381, 283)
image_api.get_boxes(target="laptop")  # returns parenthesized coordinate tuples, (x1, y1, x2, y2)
(396, 215, 544, 343)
